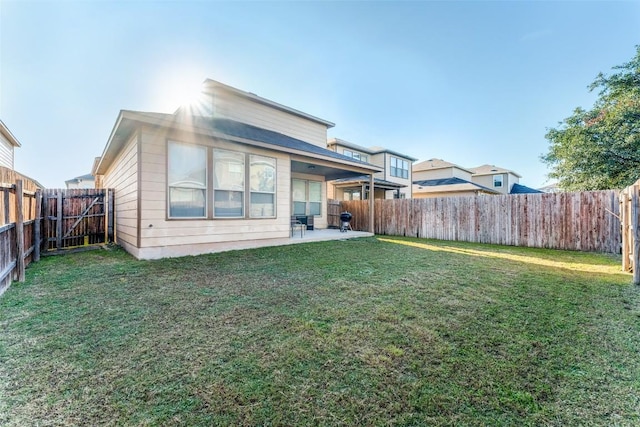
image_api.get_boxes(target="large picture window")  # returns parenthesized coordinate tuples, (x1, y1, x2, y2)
(167, 141, 279, 220)
(214, 150, 245, 217)
(292, 179, 322, 216)
(168, 142, 207, 218)
(390, 157, 409, 179)
(250, 155, 276, 218)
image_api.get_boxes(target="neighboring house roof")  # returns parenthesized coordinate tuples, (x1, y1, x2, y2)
(332, 175, 407, 190)
(413, 177, 499, 194)
(95, 110, 382, 176)
(65, 173, 95, 184)
(510, 183, 543, 194)
(0, 119, 22, 147)
(202, 79, 335, 128)
(412, 158, 474, 173)
(327, 138, 418, 161)
(469, 164, 522, 178)
(538, 183, 561, 193)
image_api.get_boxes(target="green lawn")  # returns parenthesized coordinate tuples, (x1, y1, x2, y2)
(1, 236, 639, 426)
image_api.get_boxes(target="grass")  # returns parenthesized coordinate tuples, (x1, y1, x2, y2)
(1, 236, 639, 426)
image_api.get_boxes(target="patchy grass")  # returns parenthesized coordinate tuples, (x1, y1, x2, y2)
(1, 237, 639, 426)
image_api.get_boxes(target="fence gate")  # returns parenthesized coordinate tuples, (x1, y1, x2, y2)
(43, 188, 114, 251)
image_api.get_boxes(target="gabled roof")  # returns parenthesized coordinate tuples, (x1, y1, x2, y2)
(413, 177, 499, 194)
(510, 183, 543, 194)
(65, 173, 94, 184)
(203, 79, 335, 128)
(95, 110, 382, 176)
(412, 158, 474, 173)
(327, 138, 417, 161)
(469, 164, 522, 178)
(0, 119, 22, 147)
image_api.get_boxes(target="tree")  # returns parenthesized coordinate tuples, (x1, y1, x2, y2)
(542, 46, 640, 190)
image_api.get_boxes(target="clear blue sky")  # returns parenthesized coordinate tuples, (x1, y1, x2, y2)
(1, 1, 639, 188)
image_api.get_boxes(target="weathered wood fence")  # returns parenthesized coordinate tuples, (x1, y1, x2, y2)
(42, 188, 114, 251)
(1, 171, 114, 294)
(620, 180, 640, 283)
(334, 190, 621, 253)
(1, 169, 42, 294)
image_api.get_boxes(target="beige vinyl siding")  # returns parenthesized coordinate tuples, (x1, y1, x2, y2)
(213, 91, 328, 148)
(0, 133, 14, 169)
(472, 173, 509, 194)
(137, 127, 293, 251)
(103, 132, 139, 249)
(413, 167, 473, 182)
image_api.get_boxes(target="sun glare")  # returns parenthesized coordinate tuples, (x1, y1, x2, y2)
(151, 64, 208, 113)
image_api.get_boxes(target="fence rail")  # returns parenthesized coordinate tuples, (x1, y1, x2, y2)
(336, 190, 621, 254)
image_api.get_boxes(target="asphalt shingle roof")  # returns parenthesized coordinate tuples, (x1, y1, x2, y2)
(510, 183, 543, 194)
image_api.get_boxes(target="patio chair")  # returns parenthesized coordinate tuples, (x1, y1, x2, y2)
(291, 216, 305, 238)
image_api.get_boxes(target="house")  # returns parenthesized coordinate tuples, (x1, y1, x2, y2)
(468, 164, 541, 195)
(412, 159, 499, 198)
(65, 173, 95, 189)
(327, 138, 416, 200)
(93, 79, 381, 259)
(412, 159, 542, 197)
(0, 119, 21, 170)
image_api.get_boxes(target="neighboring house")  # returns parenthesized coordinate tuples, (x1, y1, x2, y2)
(412, 159, 542, 197)
(65, 173, 95, 189)
(0, 119, 21, 170)
(468, 164, 542, 195)
(93, 79, 382, 259)
(327, 138, 416, 200)
(413, 159, 499, 198)
(538, 183, 561, 193)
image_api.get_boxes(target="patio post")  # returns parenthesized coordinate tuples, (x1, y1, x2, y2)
(369, 174, 374, 233)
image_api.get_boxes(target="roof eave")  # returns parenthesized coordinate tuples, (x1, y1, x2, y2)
(0, 120, 22, 147)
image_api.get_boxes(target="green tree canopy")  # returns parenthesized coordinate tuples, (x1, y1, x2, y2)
(542, 46, 640, 190)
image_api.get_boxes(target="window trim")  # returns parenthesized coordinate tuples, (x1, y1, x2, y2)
(390, 156, 409, 179)
(166, 140, 278, 221)
(249, 154, 277, 219)
(213, 148, 245, 219)
(292, 178, 323, 217)
(167, 140, 208, 219)
(493, 174, 504, 188)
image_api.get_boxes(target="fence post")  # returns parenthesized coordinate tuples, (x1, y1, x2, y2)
(56, 192, 63, 250)
(15, 179, 25, 282)
(633, 184, 640, 284)
(34, 189, 42, 262)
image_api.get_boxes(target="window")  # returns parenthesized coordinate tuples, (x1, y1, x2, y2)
(168, 142, 207, 218)
(292, 179, 322, 216)
(343, 190, 361, 201)
(167, 142, 279, 220)
(343, 149, 368, 163)
(250, 155, 276, 218)
(390, 157, 409, 179)
(493, 175, 503, 188)
(214, 150, 244, 217)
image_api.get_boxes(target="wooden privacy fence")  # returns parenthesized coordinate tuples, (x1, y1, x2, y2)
(1, 174, 42, 294)
(620, 180, 640, 283)
(1, 180, 114, 295)
(336, 190, 621, 253)
(43, 188, 114, 251)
